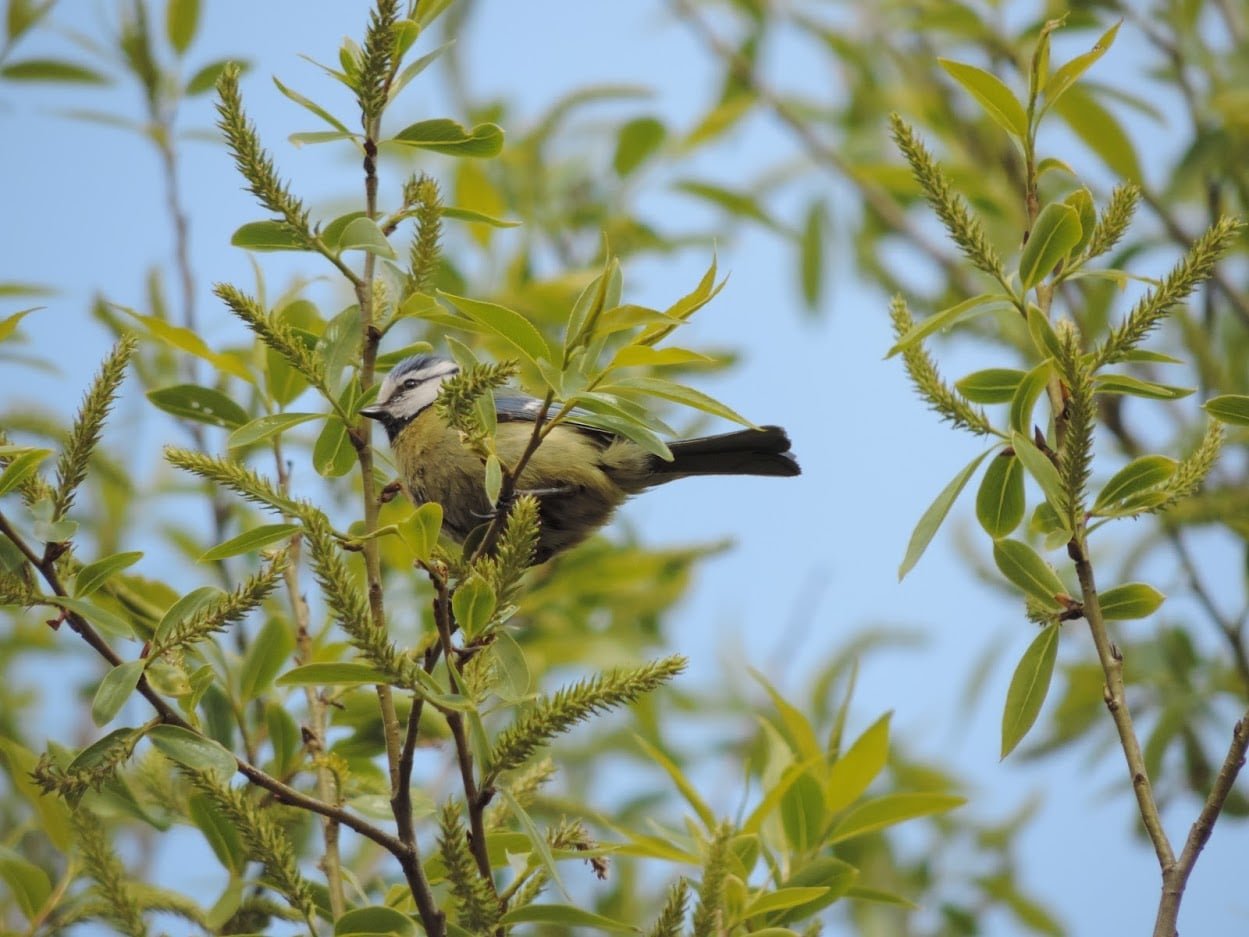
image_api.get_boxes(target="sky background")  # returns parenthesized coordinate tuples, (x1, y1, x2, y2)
(2, 2, 1245, 934)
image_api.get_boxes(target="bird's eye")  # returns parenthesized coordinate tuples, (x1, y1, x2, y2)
(402, 378, 419, 391)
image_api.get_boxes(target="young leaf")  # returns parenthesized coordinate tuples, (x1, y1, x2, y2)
(499, 905, 635, 933)
(437, 292, 552, 367)
(0, 847, 52, 919)
(976, 451, 1025, 538)
(1010, 431, 1067, 515)
(239, 618, 295, 701)
(1099, 582, 1165, 620)
(451, 575, 497, 640)
(824, 712, 891, 815)
(272, 75, 351, 133)
(91, 660, 146, 727)
(73, 551, 143, 597)
(0, 448, 51, 495)
(200, 523, 298, 562)
(165, 0, 199, 54)
(1094, 374, 1194, 400)
(886, 293, 1011, 358)
(1092, 455, 1176, 513)
(336, 217, 397, 259)
(146, 725, 236, 779)
(276, 662, 390, 686)
(1009, 361, 1051, 435)
(147, 385, 249, 429)
(1042, 21, 1122, 114)
(1205, 394, 1249, 426)
(830, 792, 966, 843)
(614, 115, 666, 176)
(230, 220, 309, 252)
(992, 539, 1066, 610)
(391, 118, 504, 157)
(956, 368, 1025, 404)
(45, 596, 136, 640)
(799, 197, 827, 309)
(1001, 623, 1060, 758)
(227, 412, 321, 449)
(334, 906, 418, 937)
(312, 417, 355, 478)
(1019, 203, 1082, 289)
(938, 59, 1028, 139)
(899, 449, 992, 579)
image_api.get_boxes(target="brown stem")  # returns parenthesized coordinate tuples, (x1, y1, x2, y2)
(1154, 714, 1249, 937)
(1069, 535, 1176, 870)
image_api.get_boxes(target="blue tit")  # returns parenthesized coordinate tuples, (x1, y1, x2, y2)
(360, 354, 799, 563)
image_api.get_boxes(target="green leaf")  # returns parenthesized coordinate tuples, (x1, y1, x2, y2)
(1009, 360, 1052, 435)
(1019, 203, 1082, 289)
(604, 375, 750, 427)
(0, 447, 50, 495)
(451, 576, 497, 640)
(614, 115, 666, 176)
(1010, 431, 1067, 516)
(441, 206, 519, 228)
(675, 180, 779, 231)
(781, 770, 826, 852)
(337, 217, 397, 259)
(272, 75, 350, 133)
(147, 385, 249, 429)
(313, 417, 356, 478)
(228, 412, 321, 449)
(1026, 306, 1065, 362)
(992, 539, 1067, 610)
(825, 713, 890, 814)
(276, 663, 390, 686)
(610, 345, 712, 369)
(266, 703, 300, 777)
(938, 59, 1028, 139)
(121, 309, 254, 385)
(898, 450, 992, 580)
(398, 502, 442, 563)
(500, 905, 636, 932)
(1094, 374, 1194, 400)
(188, 793, 246, 874)
(886, 293, 1011, 357)
(845, 885, 918, 909)
(772, 858, 858, 925)
(1054, 85, 1142, 182)
(0, 738, 73, 850)
(1092, 455, 1176, 513)
(799, 198, 827, 309)
(956, 368, 1024, 404)
(391, 118, 504, 157)
(633, 735, 715, 830)
(437, 292, 552, 367)
(239, 617, 295, 702)
(185, 58, 235, 96)
(1001, 623, 1060, 758)
(1205, 394, 1249, 426)
(976, 451, 1025, 538)
(743, 886, 831, 918)
(1100, 582, 1165, 620)
(165, 0, 199, 54)
(1042, 21, 1122, 114)
(1063, 187, 1097, 259)
(497, 787, 565, 899)
(334, 905, 418, 937)
(199, 524, 299, 562)
(0, 307, 38, 341)
(830, 792, 966, 843)
(1, 57, 108, 83)
(91, 660, 146, 727)
(45, 595, 136, 639)
(147, 725, 235, 779)
(389, 40, 452, 100)
(0, 847, 52, 920)
(483, 453, 502, 505)
(6, 0, 51, 42)
(230, 220, 308, 252)
(74, 551, 143, 597)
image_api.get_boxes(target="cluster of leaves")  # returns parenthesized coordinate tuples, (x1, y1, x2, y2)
(0, 2, 973, 935)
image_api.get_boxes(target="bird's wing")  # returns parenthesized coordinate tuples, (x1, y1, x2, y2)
(494, 391, 616, 442)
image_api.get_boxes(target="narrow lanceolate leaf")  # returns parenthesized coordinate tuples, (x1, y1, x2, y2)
(391, 118, 504, 157)
(0, 847, 52, 919)
(1001, 623, 1060, 758)
(312, 417, 355, 477)
(45, 596, 136, 640)
(1099, 582, 1165, 620)
(499, 905, 636, 933)
(992, 539, 1066, 610)
(147, 725, 235, 779)
(73, 551, 143, 597)
(1010, 432, 1067, 516)
(830, 792, 966, 843)
(1094, 374, 1194, 400)
(1009, 361, 1051, 435)
(0, 448, 51, 495)
(898, 449, 992, 580)
(165, 0, 199, 54)
(147, 385, 249, 429)
(227, 412, 321, 449)
(976, 451, 1025, 538)
(229, 220, 309, 251)
(1091, 455, 1176, 514)
(1203, 394, 1249, 426)
(200, 523, 299, 561)
(1042, 20, 1122, 114)
(956, 368, 1025, 404)
(91, 660, 146, 726)
(604, 376, 751, 427)
(824, 713, 891, 815)
(886, 293, 1011, 358)
(938, 59, 1028, 139)
(437, 291, 552, 367)
(276, 662, 391, 686)
(335, 906, 418, 937)
(336, 217, 397, 258)
(1019, 203, 1082, 290)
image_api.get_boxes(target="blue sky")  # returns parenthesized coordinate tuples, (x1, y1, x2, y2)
(2, 2, 1245, 934)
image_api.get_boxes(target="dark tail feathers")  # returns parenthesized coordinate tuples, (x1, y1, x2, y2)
(650, 425, 800, 480)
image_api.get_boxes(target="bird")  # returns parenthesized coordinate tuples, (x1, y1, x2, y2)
(359, 353, 800, 564)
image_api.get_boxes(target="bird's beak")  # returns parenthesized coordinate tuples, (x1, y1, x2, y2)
(358, 405, 386, 421)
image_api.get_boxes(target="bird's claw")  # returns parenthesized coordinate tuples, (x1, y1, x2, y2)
(470, 485, 571, 521)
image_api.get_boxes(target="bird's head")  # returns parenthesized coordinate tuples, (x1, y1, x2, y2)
(359, 354, 459, 440)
